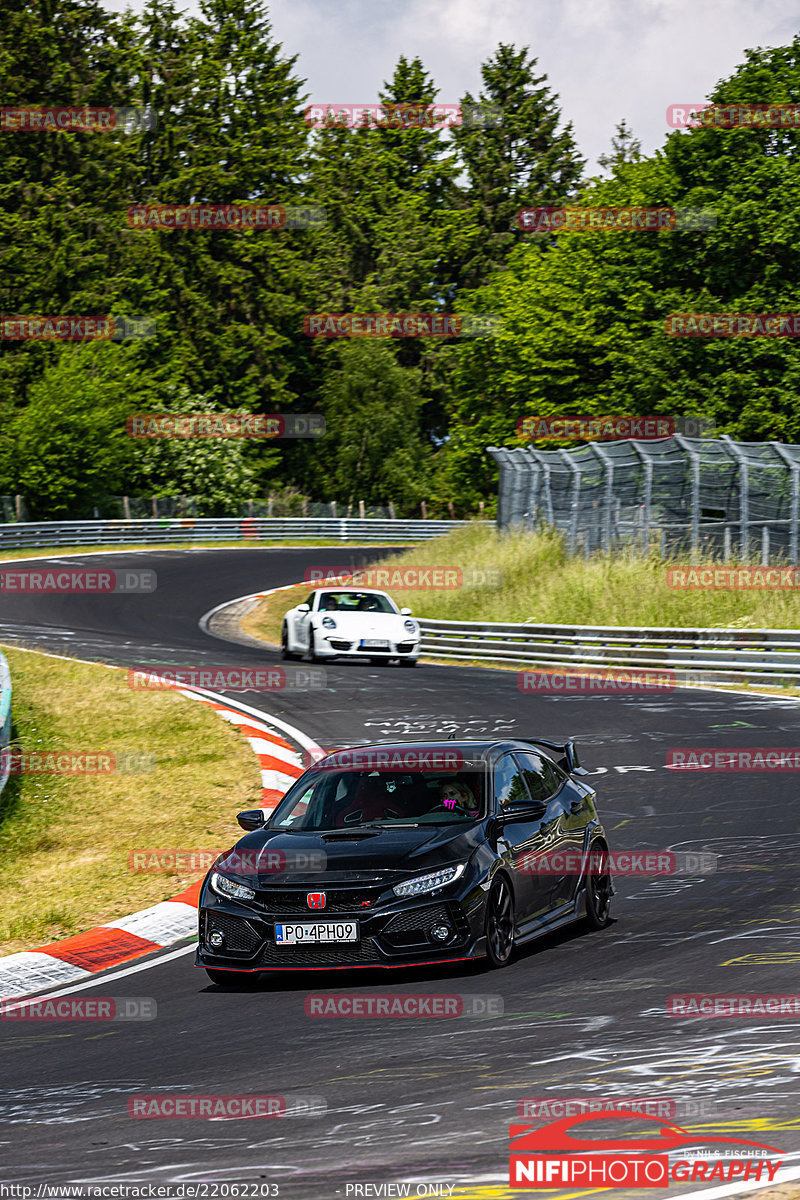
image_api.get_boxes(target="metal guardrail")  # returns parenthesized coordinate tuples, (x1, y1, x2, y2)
(0, 517, 482, 550)
(0, 652, 11, 797)
(418, 617, 800, 683)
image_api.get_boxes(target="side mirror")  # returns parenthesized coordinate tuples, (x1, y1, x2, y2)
(237, 809, 266, 831)
(297, 604, 311, 614)
(400, 607, 412, 616)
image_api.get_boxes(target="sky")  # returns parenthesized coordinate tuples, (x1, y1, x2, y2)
(100, 0, 800, 167)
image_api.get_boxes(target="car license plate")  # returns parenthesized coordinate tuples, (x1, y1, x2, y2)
(274, 921, 359, 944)
(361, 639, 390, 649)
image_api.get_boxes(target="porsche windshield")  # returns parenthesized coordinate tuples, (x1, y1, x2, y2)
(317, 592, 396, 613)
(270, 767, 485, 830)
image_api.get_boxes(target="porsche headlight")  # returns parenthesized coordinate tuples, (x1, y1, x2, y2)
(403, 620, 417, 634)
(321, 616, 337, 630)
(393, 863, 466, 898)
(210, 872, 255, 902)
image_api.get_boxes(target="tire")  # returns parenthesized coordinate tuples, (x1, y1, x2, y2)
(584, 841, 613, 929)
(484, 875, 515, 968)
(370, 657, 389, 666)
(281, 623, 299, 661)
(398, 657, 418, 667)
(308, 629, 323, 663)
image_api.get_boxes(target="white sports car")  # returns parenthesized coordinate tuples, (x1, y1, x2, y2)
(281, 587, 420, 665)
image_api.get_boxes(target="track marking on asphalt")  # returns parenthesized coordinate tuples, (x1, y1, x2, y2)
(0, 943, 197, 1010)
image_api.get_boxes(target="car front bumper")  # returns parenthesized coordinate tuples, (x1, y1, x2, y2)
(316, 637, 420, 659)
(196, 888, 483, 972)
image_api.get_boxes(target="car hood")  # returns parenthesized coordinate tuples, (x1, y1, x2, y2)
(216, 823, 483, 886)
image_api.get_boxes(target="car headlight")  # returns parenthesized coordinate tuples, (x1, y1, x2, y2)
(321, 616, 337, 630)
(210, 872, 256, 902)
(403, 620, 417, 634)
(393, 863, 466, 897)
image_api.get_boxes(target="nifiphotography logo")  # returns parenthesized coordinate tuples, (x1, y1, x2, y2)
(509, 1110, 783, 1188)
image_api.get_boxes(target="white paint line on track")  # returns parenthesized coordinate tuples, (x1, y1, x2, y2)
(1, 943, 198, 1011)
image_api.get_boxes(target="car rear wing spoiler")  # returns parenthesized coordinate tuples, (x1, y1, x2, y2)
(530, 737, 587, 776)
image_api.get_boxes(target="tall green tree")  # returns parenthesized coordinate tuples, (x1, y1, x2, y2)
(450, 43, 585, 287)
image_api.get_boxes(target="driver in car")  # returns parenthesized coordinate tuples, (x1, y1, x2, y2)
(438, 780, 480, 817)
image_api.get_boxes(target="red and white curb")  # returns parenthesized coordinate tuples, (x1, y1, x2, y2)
(0, 684, 322, 1001)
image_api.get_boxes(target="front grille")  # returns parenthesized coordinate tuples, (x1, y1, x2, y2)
(258, 937, 382, 966)
(205, 911, 262, 955)
(395, 643, 415, 654)
(259, 889, 383, 913)
(329, 640, 351, 650)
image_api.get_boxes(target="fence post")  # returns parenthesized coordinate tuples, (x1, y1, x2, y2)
(122, 495, 131, 520)
(770, 442, 798, 563)
(762, 525, 770, 566)
(388, 501, 396, 519)
(721, 436, 749, 560)
(331, 501, 337, 518)
(723, 526, 731, 563)
(630, 443, 653, 555)
(526, 447, 553, 527)
(421, 501, 428, 520)
(151, 496, 158, 519)
(588, 443, 613, 552)
(558, 449, 581, 556)
(673, 434, 700, 560)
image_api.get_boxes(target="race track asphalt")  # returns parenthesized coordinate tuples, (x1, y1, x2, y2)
(0, 548, 798, 1197)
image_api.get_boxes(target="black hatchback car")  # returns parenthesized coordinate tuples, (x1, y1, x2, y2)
(196, 737, 613, 984)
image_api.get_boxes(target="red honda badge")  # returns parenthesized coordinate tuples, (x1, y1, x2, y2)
(307, 892, 326, 909)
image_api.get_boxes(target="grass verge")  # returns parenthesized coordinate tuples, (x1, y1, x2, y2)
(242, 522, 800, 640)
(0, 646, 262, 955)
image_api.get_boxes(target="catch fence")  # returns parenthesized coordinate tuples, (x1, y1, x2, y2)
(488, 436, 800, 562)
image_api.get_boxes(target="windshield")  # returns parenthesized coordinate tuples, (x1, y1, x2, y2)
(269, 768, 485, 831)
(317, 591, 397, 614)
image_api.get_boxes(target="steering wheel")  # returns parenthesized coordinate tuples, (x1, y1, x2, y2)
(428, 801, 472, 816)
